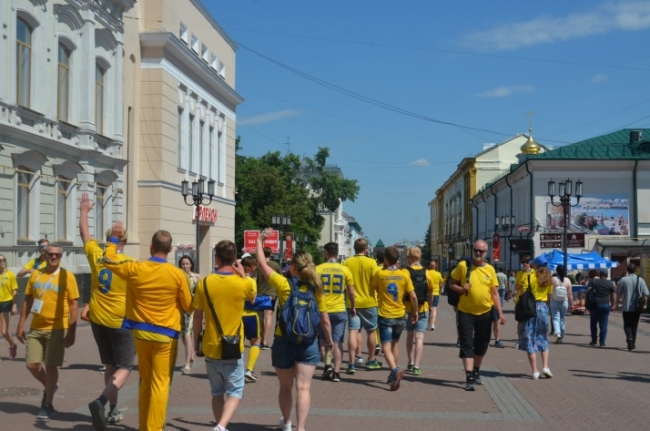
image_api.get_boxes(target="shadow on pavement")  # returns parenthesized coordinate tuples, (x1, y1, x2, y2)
(171, 417, 278, 430)
(0, 401, 40, 415)
(402, 375, 463, 389)
(570, 370, 650, 384)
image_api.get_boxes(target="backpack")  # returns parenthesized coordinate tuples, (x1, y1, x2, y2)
(447, 264, 471, 307)
(405, 266, 429, 303)
(552, 277, 568, 301)
(585, 284, 598, 311)
(515, 275, 537, 322)
(279, 277, 321, 345)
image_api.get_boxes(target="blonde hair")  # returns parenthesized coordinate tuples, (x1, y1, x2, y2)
(408, 247, 421, 259)
(535, 266, 552, 288)
(292, 251, 324, 295)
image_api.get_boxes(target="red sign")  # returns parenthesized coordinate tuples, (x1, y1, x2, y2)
(243, 230, 279, 254)
(285, 232, 294, 260)
(193, 206, 217, 225)
(492, 233, 501, 262)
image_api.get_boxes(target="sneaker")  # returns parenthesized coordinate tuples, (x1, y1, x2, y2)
(514, 341, 519, 349)
(106, 408, 124, 424)
(37, 403, 55, 419)
(260, 344, 271, 350)
(99, 365, 106, 375)
(322, 365, 333, 381)
(555, 336, 562, 344)
(332, 372, 341, 382)
(88, 398, 106, 430)
(600, 344, 606, 347)
(406, 363, 414, 372)
(456, 339, 461, 348)
(388, 370, 404, 391)
(279, 417, 291, 431)
(412, 367, 422, 376)
(430, 325, 435, 331)
(465, 378, 476, 391)
(627, 338, 634, 351)
(494, 340, 504, 348)
(374, 344, 381, 356)
(532, 372, 540, 380)
(354, 355, 364, 365)
(9, 344, 17, 360)
(542, 368, 553, 378)
(345, 365, 356, 374)
(365, 359, 382, 370)
(589, 341, 596, 346)
(473, 370, 483, 385)
(245, 369, 258, 382)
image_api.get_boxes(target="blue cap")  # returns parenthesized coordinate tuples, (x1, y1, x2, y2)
(531, 254, 548, 266)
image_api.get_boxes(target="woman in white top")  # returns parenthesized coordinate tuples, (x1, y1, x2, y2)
(549, 265, 573, 344)
(178, 255, 200, 374)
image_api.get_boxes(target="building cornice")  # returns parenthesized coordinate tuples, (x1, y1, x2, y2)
(188, 0, 238, 51)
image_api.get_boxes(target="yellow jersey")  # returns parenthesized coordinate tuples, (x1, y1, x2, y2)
(451, 261, 498, 316)
(316, 261, 354, 313)
(85, 239, 134, 328)
(103, 243, 192, 342)
(0, 270, 18, 302)
(528, 273, 552, 301)
(193, 271, 256, 360)
(373, 267, 414, 319)
(515, 269, 535, 302)
(269, 272, 326, 337)
(427, 269, 443, 296)
(404, 265, 434, 313)
(25, 268, 79, 330)
(343, 255, 379, 308)
(23, 258, 47, 272)
(242, 276, 259, 318)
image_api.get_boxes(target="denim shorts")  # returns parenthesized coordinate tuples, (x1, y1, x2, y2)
(378, 316, 406, 343)
(271, 336, 320, 369)
(319, 312, 347, 343)
(406, 311, 429, 332)
(431, 296, 440, 307)
(205, 357, 244, 399)
(347, 306, 378, 331)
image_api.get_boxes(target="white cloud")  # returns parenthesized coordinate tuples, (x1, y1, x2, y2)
(460, 1, 650, 51)
(238, 109, 301, 126)
(592, 73, 608, 83)
(408, 158, 430, 166)
(476, 85, 534, 98)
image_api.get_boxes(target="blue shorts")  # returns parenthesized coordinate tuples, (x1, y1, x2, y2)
(378, 316, 406, 343)
(406, 310, 429, 332)
(205, 357, 245, 399)
(242, 314, 260, 340)
(491, 306, 499, 322)
(431, 296, 440, 307)
(271, 336, 320, 369)
(347, 306, 378, 331)
(319, 312, 347, 343)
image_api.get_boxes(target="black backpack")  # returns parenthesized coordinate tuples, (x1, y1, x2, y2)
(448, 264, 471, 307)
(585, 283, 598, 311)
(515, 275, 537, 322)
(405, 266, 429, 303)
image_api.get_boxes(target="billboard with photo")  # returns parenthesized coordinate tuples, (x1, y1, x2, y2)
(546, 194, 629, 236)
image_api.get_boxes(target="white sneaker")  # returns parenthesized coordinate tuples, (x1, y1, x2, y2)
(532, 371, 540, 380)
(280, 417, 291, 431)
(542, 368, 553, 378)
(430, 325, 435, 331)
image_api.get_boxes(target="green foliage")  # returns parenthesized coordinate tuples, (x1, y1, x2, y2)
(234, 139, 360, 254)
(421, 225, 432, 264)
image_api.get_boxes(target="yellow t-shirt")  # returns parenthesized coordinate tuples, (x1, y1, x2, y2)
(193, 271, 256, 360)
(316, 261, 354, 313)
(405, 265, 434, 313)
(343, 255, 379, 308)
(0, 270, 18, 302)
(373, 268, 414, 319)
(269, 272, 326, 337)
(427, 269, 443, 296)
(451, 261, 498, 316)
(103, 243, 193, 342)
(528, 273, 553, 301)
(242, 276, 259, 318)
(85, 239, 134, 328)
(23, 258, 47, 272)
(25, 268, 80, 330)
(515, 269, 535, 303)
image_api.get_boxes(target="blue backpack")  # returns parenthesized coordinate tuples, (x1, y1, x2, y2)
(280, 277, 321, 345)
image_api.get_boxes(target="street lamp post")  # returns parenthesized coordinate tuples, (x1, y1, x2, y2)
(271, 215, 291, 267)
(181, 178, 215, 273)
(548, 178, 583, 271)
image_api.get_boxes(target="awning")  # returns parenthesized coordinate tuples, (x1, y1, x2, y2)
(541, 250, 619, 271)
(596, 239, 650, 250)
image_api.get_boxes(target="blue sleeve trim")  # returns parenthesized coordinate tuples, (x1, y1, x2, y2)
(122, 318, 179, 339)
(109, 236, 120, 244)
(148, 256, 167, 263)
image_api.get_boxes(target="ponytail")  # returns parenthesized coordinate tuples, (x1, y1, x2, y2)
(292, 251, 324, 295)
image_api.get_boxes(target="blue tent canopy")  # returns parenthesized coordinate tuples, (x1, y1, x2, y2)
(541, 250, 619, 271)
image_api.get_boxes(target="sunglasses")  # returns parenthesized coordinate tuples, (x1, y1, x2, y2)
(0, 259, 6, 262)
(473, 248, 487, 254)
(47, 253, 62, 258)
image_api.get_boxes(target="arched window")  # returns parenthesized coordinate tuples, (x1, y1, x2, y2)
(95, 63, 105, 134)
(16, 18, 32, 107)
(58, 43, 71, 121)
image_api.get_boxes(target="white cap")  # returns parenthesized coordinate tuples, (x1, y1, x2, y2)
(241, 253, 252, 258)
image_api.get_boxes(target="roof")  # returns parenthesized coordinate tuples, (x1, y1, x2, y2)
(375, 239, 385, 248)
(527, 129, 650, 160)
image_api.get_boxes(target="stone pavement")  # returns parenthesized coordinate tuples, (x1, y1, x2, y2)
(1, 299, 650, 431)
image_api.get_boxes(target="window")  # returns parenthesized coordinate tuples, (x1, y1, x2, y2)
(56, 177, 71, 241)
(57, 43, 70, 122)
(16, 18, 32, 107)
(199, 120, 205, 175)
(16, 169, 32, 240)
(95, 63, 105, 134)
(180, 22, 188, 44)
(218, 61, 226, 79)
(217, 129, 224, 182)
(209, 126, 215, 179)
(177, 107, 183, 167)
(189, 114, 195, 172)
(191, 34, 199, 53)
(201, 44, 208, 63)
(95, 186, 105, 240)
(210, 54, 217, 70)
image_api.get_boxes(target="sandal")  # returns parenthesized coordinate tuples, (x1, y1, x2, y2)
(181, 367, 191, 375)
(189, 357, 195, 368)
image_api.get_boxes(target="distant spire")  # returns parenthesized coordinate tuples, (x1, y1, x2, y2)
(520, 112, 541, 155)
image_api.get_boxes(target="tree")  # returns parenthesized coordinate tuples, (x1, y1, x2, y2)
(421, 225, 432, 264)
(234, 138, 360, 254)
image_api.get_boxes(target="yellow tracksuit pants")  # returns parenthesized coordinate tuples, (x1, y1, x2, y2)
(134, 338, 178, 431)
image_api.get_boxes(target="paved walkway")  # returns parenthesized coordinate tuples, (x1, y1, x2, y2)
(1, 300, 649, 430)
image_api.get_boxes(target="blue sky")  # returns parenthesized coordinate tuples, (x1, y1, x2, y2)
(206, 0, 650, 246)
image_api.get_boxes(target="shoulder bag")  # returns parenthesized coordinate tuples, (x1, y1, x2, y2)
(515, 274, 537, 322)
(633, 275, 645, 312)
(202, 279, 242, 360)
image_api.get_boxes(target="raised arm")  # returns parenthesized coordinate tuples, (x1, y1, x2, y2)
(255, 228, 276, 280)
(79, 193, 94, 244)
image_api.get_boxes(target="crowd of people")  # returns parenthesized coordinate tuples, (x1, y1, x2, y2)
(1, 197, 649, 431)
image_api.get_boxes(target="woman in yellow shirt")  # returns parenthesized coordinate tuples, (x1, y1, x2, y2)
(0, 254, 18, 359)
(518, 255, 553, 380)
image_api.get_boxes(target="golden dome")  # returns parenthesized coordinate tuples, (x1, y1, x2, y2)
(520, 127, 541, 155)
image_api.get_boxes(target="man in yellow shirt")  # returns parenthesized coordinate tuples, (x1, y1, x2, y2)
(317, 242, 355, 382)
(192, 240, 255, 431)
(343, 238, 381, 373)
(0, 253, 19, 360)
(16, 243, 79, 419)
(404, 248, 433, 376)
(103, 222, 192, 431)
(450, 240, 505, 391)
(16, 238, 49, 277)
(426, 260, 443, 331)
(79, 193, 135, 430)
(373, 246, 418, 391)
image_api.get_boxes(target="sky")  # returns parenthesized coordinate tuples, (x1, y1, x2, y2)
(205, 0, 650, 246)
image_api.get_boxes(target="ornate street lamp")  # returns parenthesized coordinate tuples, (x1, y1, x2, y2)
(181, 178, 215, 272)
(548, 178, 583, 271)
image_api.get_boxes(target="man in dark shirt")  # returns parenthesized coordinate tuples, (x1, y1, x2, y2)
(254, 247, 281, 349)
(587, 269, 616, 347)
